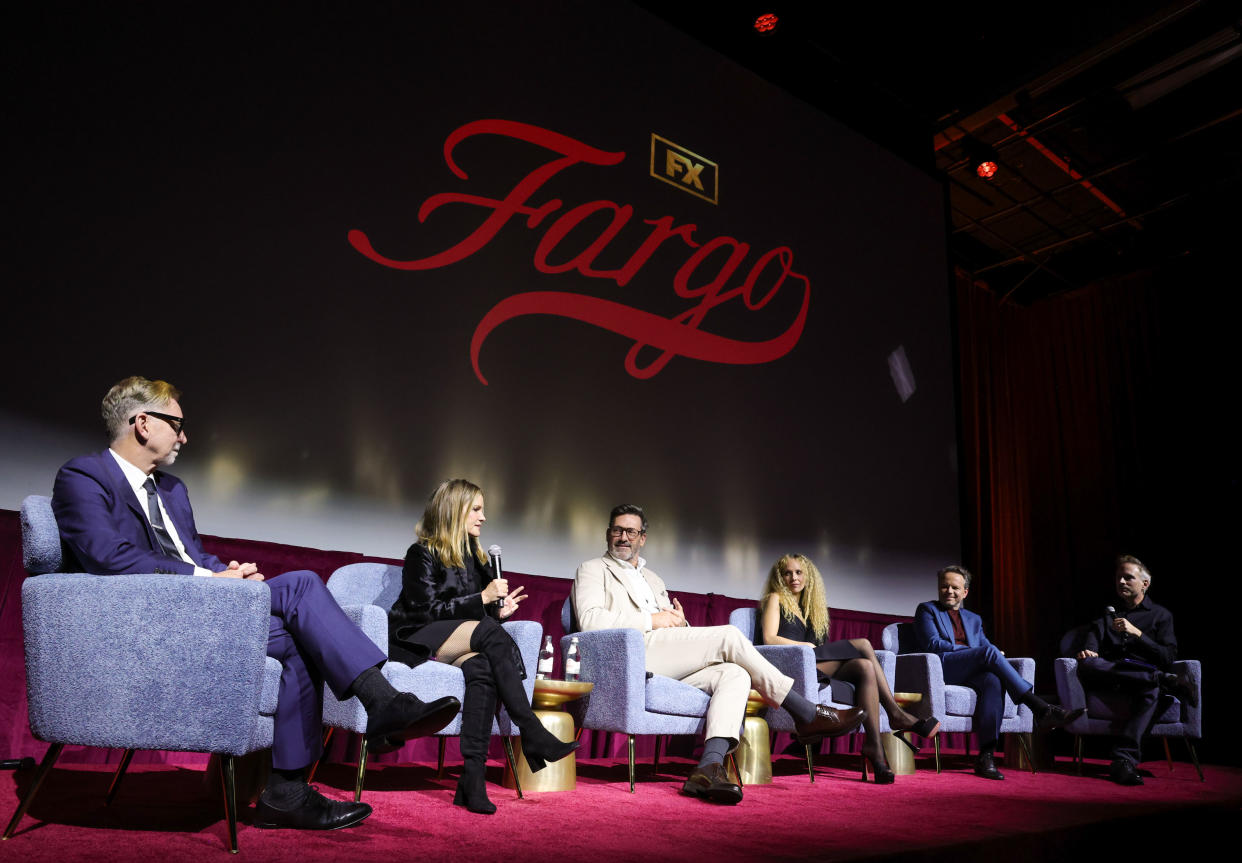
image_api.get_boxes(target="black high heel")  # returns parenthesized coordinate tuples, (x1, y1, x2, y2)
(456, 655, 499, 814)
(453, 761, 497, 814)
(471, 621, 581, 773)
(521, 729, 580, 773)
(862, 744, 895, 784)
(893, 716, 941, 754)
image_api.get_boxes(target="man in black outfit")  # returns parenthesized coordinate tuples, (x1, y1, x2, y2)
(1075, 555, 1195, 785)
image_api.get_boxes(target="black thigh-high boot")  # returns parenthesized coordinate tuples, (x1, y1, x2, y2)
(453, 655, 498, 814)
(469, 621, 579, 772)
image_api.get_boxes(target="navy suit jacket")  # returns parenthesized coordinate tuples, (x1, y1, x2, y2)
(913, 600, 993, 656)
(52, 449, 224, 576)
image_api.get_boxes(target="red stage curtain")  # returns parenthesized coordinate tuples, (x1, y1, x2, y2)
(956, 269, 1169, 670)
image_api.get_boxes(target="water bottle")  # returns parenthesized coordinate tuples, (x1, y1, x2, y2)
(536, 635, 554, 680)
(564, 636, 581, 682)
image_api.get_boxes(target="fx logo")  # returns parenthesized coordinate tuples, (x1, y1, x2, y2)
(650, 133, 718, 205)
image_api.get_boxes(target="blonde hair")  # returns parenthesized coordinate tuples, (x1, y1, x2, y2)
(417, 479, 489, 569)
(1116, 554, 1152, 587)
(759, 553, 830, 643)
(101, 376, 181, 442)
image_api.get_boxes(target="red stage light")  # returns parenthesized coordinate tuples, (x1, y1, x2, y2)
(976, 160, 998, 180)
(754, 14, 779, 33)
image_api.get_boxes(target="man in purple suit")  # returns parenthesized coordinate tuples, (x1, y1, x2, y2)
(914, 565, 1081, 780)
(52, 376, 461, 830)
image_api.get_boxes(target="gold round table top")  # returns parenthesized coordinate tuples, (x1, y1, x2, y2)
(532, 678, 594, 709)
(893, 692, 923, 704)
(745, 689, 766, 716)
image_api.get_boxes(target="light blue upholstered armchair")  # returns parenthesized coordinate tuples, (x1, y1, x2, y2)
(729, 606, 896, 780)
(5, 495, 280, 853)
(881, 621, 1035, 772)
(560, 598, 721, 792)
(321, 562, 540, 800)
(1053, 627, 1203, 780)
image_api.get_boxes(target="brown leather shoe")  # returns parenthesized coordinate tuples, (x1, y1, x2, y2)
(681, 762, 743, 804)
(793, 704, 866, 743)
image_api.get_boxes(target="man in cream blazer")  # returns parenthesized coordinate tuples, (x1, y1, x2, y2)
(572, 504, 863, 804)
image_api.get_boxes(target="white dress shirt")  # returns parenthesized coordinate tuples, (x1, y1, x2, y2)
(109, 448, 213, 576)
(610, 552, 661, 631)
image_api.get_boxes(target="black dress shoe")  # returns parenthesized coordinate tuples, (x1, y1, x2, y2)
(681, 762, 743, 804)
(365, 693, 461, 752)
(1108, 760, 1144, 786)
(254, 783, 372, 830)
(793, 705, 866, 743)
(973, 752, 1004, 780)
(1038, 705, 1086, 728)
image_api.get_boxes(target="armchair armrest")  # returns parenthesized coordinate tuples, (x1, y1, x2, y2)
(22, 573, 271, 755)
(1169, 659, 1201, 737)
(1006, 657, 1035, 721)
(336, 603, 389, 652)
(894, 652, 946, 720)
(753, 644, 818, 701)
(876, 649, 896, 692)
(561, 628, 647, 733)
(503, 619, 542, 702)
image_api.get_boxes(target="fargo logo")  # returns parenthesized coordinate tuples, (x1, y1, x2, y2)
(650, 133, 718, 205)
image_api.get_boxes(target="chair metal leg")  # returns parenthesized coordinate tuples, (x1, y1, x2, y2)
(1075, 735, 1083, 775)
(653, 735, 662, 771)
(1186, 740, 1204, 782)
(437, 736, 447, 778)
(859, 751, 868, 782)
(628, 735, 636, 793)
(3, 742, 63, 841)
(354, 735, 369, 802)
(219, 753, 239, 854)
(934, 735, 941, 773)
(1163, 737, 1174, 772)
(804, 743, 815, 783)
(1018, 732, 1036, 774)
(307, 727, 334, 784)
(105, 748, 136, 805)
(502, 737, 523, 799)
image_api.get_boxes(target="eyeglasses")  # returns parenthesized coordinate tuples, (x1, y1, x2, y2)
(608, 526, 644, 539)
(130, 411, 186, 436)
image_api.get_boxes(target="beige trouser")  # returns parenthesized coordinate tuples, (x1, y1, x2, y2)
(644, 624, 795, 744)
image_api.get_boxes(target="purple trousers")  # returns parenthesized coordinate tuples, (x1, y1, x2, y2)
(265, 571, 386, 769)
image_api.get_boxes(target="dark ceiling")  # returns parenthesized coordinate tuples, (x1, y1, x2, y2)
(637, 0, 1242, 304)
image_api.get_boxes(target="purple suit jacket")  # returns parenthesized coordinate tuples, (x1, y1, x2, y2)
(52, 449, 224, 576)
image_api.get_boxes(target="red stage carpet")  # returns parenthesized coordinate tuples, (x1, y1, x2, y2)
(3, 752, 1237, 862)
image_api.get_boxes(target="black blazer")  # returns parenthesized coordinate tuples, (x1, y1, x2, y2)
(388, 541, 498, 667)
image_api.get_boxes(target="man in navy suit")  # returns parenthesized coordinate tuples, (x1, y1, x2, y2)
(915, 565, 1081, 779)
(52, 376, 460, 830)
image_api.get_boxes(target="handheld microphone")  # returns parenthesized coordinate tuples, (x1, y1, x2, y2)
(1105, 605, 1128, 641)
(488, 544, 504, 604)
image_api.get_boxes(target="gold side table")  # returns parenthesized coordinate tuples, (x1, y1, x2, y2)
(728, 690, 772, 786)
(504, 679, 593, 792)
(883, 692, 923, 775)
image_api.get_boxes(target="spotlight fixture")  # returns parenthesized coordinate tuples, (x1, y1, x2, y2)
(753, 13, 779, 34)
(962, 137, 1001, 182)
